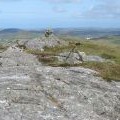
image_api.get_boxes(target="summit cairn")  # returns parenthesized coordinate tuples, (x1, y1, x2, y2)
(44, 29, 53, 37)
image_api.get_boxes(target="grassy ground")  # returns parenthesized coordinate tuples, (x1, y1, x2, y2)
(26, 37, 120, 81)
(93, 36, 120, 44)
(0, 44, 7, 52)
(81, 62, 120, 81)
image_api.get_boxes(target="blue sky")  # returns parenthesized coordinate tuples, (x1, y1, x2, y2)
(0, 0, 120, 29)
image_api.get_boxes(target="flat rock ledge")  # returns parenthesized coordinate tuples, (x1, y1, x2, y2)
(0, 46, 41, 67)
(0, 47, 120, 120)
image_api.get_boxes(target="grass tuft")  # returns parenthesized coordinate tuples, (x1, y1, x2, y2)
(81, 62, 120, 81)
(0, 44, 7, 52)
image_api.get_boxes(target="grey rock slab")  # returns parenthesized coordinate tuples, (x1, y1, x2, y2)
(0, 46, 41, 67)
(86, 55, 106, 62)
(0, 64, 120, 120)
(0, 47, 120, 120)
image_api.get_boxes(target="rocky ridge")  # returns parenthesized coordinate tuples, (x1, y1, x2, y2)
(0, 40, 120, 120)
(17, 35, 67, 50)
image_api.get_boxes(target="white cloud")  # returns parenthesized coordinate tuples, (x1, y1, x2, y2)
(44, 0, 81, 4)
(74, 0, 120, 19)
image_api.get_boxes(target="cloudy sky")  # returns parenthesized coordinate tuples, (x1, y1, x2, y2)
(0, 0, 120, 29)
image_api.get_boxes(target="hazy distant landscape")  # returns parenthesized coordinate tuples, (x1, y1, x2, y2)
(1, 28, 120, 44)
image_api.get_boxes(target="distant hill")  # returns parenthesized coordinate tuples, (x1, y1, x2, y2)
(0, 28, 24, 34)
(53, 28, 120, 38)
(0, 28, 42, 43)
(1, 28, 120, 37)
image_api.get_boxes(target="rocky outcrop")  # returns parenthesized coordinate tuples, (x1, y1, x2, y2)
(17, 35, 67, 50)
(0, 46, 41, 67)
(0, 47, 120, 120)
(58, 52, 106, 64)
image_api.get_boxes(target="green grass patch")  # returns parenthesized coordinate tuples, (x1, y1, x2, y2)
(81, 62, 120, 81)
(37, 56, 58, 65)
(0, 44, 7, 52)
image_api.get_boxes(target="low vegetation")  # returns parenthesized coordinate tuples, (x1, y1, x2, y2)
(0, 44, 7, 52)
(26, 37, 120, 81)
(81, 62, 120, 81)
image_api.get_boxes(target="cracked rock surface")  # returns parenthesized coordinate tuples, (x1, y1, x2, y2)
(0, 47, 120, 120)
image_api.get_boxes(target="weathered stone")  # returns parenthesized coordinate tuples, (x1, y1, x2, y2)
(0, 46, 41, 67)
(86, 55, 106, 62)
(0, 47, 120, 120)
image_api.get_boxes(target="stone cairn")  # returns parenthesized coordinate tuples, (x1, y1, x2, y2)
(44, 29, 53, 38)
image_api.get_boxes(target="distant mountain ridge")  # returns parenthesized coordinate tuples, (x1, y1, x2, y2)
(0, 28, 24, 34)
(0, 28, 120, 38)
(52, 28, 120, 38)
